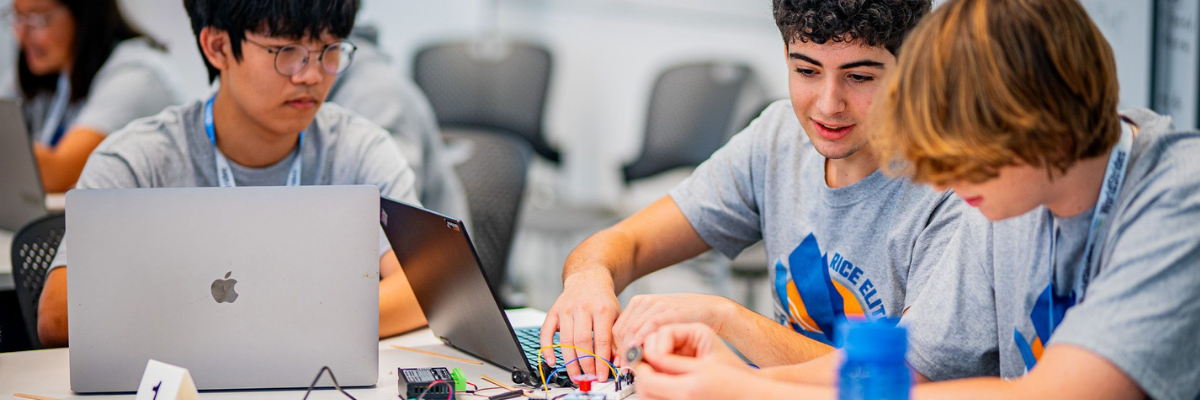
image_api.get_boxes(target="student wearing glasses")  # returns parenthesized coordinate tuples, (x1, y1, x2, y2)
(0, 0, 184, 193)
(36, 0, 427, 348)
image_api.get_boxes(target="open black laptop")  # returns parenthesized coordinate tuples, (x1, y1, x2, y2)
(380, 197, 569, 386)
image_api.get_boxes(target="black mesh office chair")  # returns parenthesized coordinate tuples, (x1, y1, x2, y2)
(412, 40, 561, 163)
(623, 62, 756, 182)
(444, 131, 533, 293)
(10, 213, 65, 350)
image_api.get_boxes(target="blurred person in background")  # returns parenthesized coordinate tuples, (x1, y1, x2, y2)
(0, 0, 183, 192)
(327, 26, 469, 222)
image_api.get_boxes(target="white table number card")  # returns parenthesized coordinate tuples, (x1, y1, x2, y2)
(134, 360, 200, 400)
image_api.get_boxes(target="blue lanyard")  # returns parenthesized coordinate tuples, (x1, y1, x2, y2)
(204, 95, 304, 187)
(1047, 122, 1133, 333)
(41, 74, 70, 147)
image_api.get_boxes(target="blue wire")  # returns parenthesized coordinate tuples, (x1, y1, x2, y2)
(544, 355, 597, 387)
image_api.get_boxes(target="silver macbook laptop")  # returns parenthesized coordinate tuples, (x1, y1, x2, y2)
(67, 186, 380, 393)
(0, 99, 48, 231)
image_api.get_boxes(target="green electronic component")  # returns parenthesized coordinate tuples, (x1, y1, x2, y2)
(451, 367, 467, 392)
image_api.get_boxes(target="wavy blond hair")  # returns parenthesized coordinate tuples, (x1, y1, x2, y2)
(871, 0, 1121, 185)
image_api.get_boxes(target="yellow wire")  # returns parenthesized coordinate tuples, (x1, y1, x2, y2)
(535, 344, 620, 392)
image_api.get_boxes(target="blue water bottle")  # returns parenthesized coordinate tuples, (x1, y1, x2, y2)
(837, 320, 911, 400)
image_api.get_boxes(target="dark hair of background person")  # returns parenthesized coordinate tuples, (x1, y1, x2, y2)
(773, 0, 932, 55)
(17, 0, 152, 102)
(182, 0, 359, 83)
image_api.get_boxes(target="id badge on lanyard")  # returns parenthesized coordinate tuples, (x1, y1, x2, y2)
(204, 95, 304, 187)
(40, 74, 71, 147)
(1046, 121, 1134, 333)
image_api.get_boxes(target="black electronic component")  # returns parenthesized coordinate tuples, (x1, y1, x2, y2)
(487, 389, 524, 400)
(511, 361, 572, 388)
(619, 370, 636, 386)
(398, 367, 455, 400)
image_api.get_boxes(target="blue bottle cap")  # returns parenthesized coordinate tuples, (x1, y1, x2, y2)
(840, 320, 907, 362)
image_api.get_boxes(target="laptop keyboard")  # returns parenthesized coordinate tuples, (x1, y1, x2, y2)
(515, 326, 565, 366)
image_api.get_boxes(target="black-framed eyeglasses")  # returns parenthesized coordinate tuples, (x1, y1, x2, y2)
(243, 38, 357, 77)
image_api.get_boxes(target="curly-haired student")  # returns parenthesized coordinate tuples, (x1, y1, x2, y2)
(537, 0, 967, 382)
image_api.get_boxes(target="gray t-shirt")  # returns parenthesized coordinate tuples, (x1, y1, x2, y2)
(327, 36, 469, 222)
(49, 99, 420, 270)
(903, 109, 1200, 400)
(0, 38, 184, 144)
(669, 100, 964, 346)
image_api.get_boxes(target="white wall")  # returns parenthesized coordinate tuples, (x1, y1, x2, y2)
(361, 0, 790, 205)
(1155, 0, 1200, 129)
(117, 0, 209, 99)
(1079, 0, 1155, 111)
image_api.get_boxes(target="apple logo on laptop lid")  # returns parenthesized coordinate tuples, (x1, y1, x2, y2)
(211, 271, 239, 303)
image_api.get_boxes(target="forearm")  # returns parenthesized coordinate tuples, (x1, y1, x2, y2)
(747, 378, 836, 400)
(34, 145, 86, 193)
(756, 352, 841, 385)
(751, 366, 1017, 399)
(33, 128, 106, 193)
(562, 229, 637, 293)
(37, 268, 70, 348)
(907, 377, 1025, 400)
(719, 304, 835, 367)
(378, 272, 426, 338)
(912, 376, 1145, 400)
(911, 346, 1144, 400)
(563, 196, 711, 293)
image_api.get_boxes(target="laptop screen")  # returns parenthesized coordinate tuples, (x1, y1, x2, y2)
(380, 197, 534, 375)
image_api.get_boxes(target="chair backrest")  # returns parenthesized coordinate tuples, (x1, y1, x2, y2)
(444, 130, 533, 291)
(623, 62, 757, 182)
(413, 40, 560, 163)
(10, 213, 65, 349)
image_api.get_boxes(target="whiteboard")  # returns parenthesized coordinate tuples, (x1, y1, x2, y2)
(1079, 0, 1155, 111)
(931, 0, 1155, 111)
(1155, 0, 1200, 129)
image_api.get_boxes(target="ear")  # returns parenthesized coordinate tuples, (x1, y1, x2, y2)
(199, 27, 233, 72)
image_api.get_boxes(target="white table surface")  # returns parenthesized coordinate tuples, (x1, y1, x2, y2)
(1, 229, 12, 275)
(0, 326, 632, 399)
(1, 229, 13, 291)
(45, 193, 65, 213)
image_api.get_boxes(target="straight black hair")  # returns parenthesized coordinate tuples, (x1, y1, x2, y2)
(182, 0, 359, 83)
(17, 0, 150, 102)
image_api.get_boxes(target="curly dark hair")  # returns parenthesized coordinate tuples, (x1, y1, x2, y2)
(774, 0, 931, 54)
